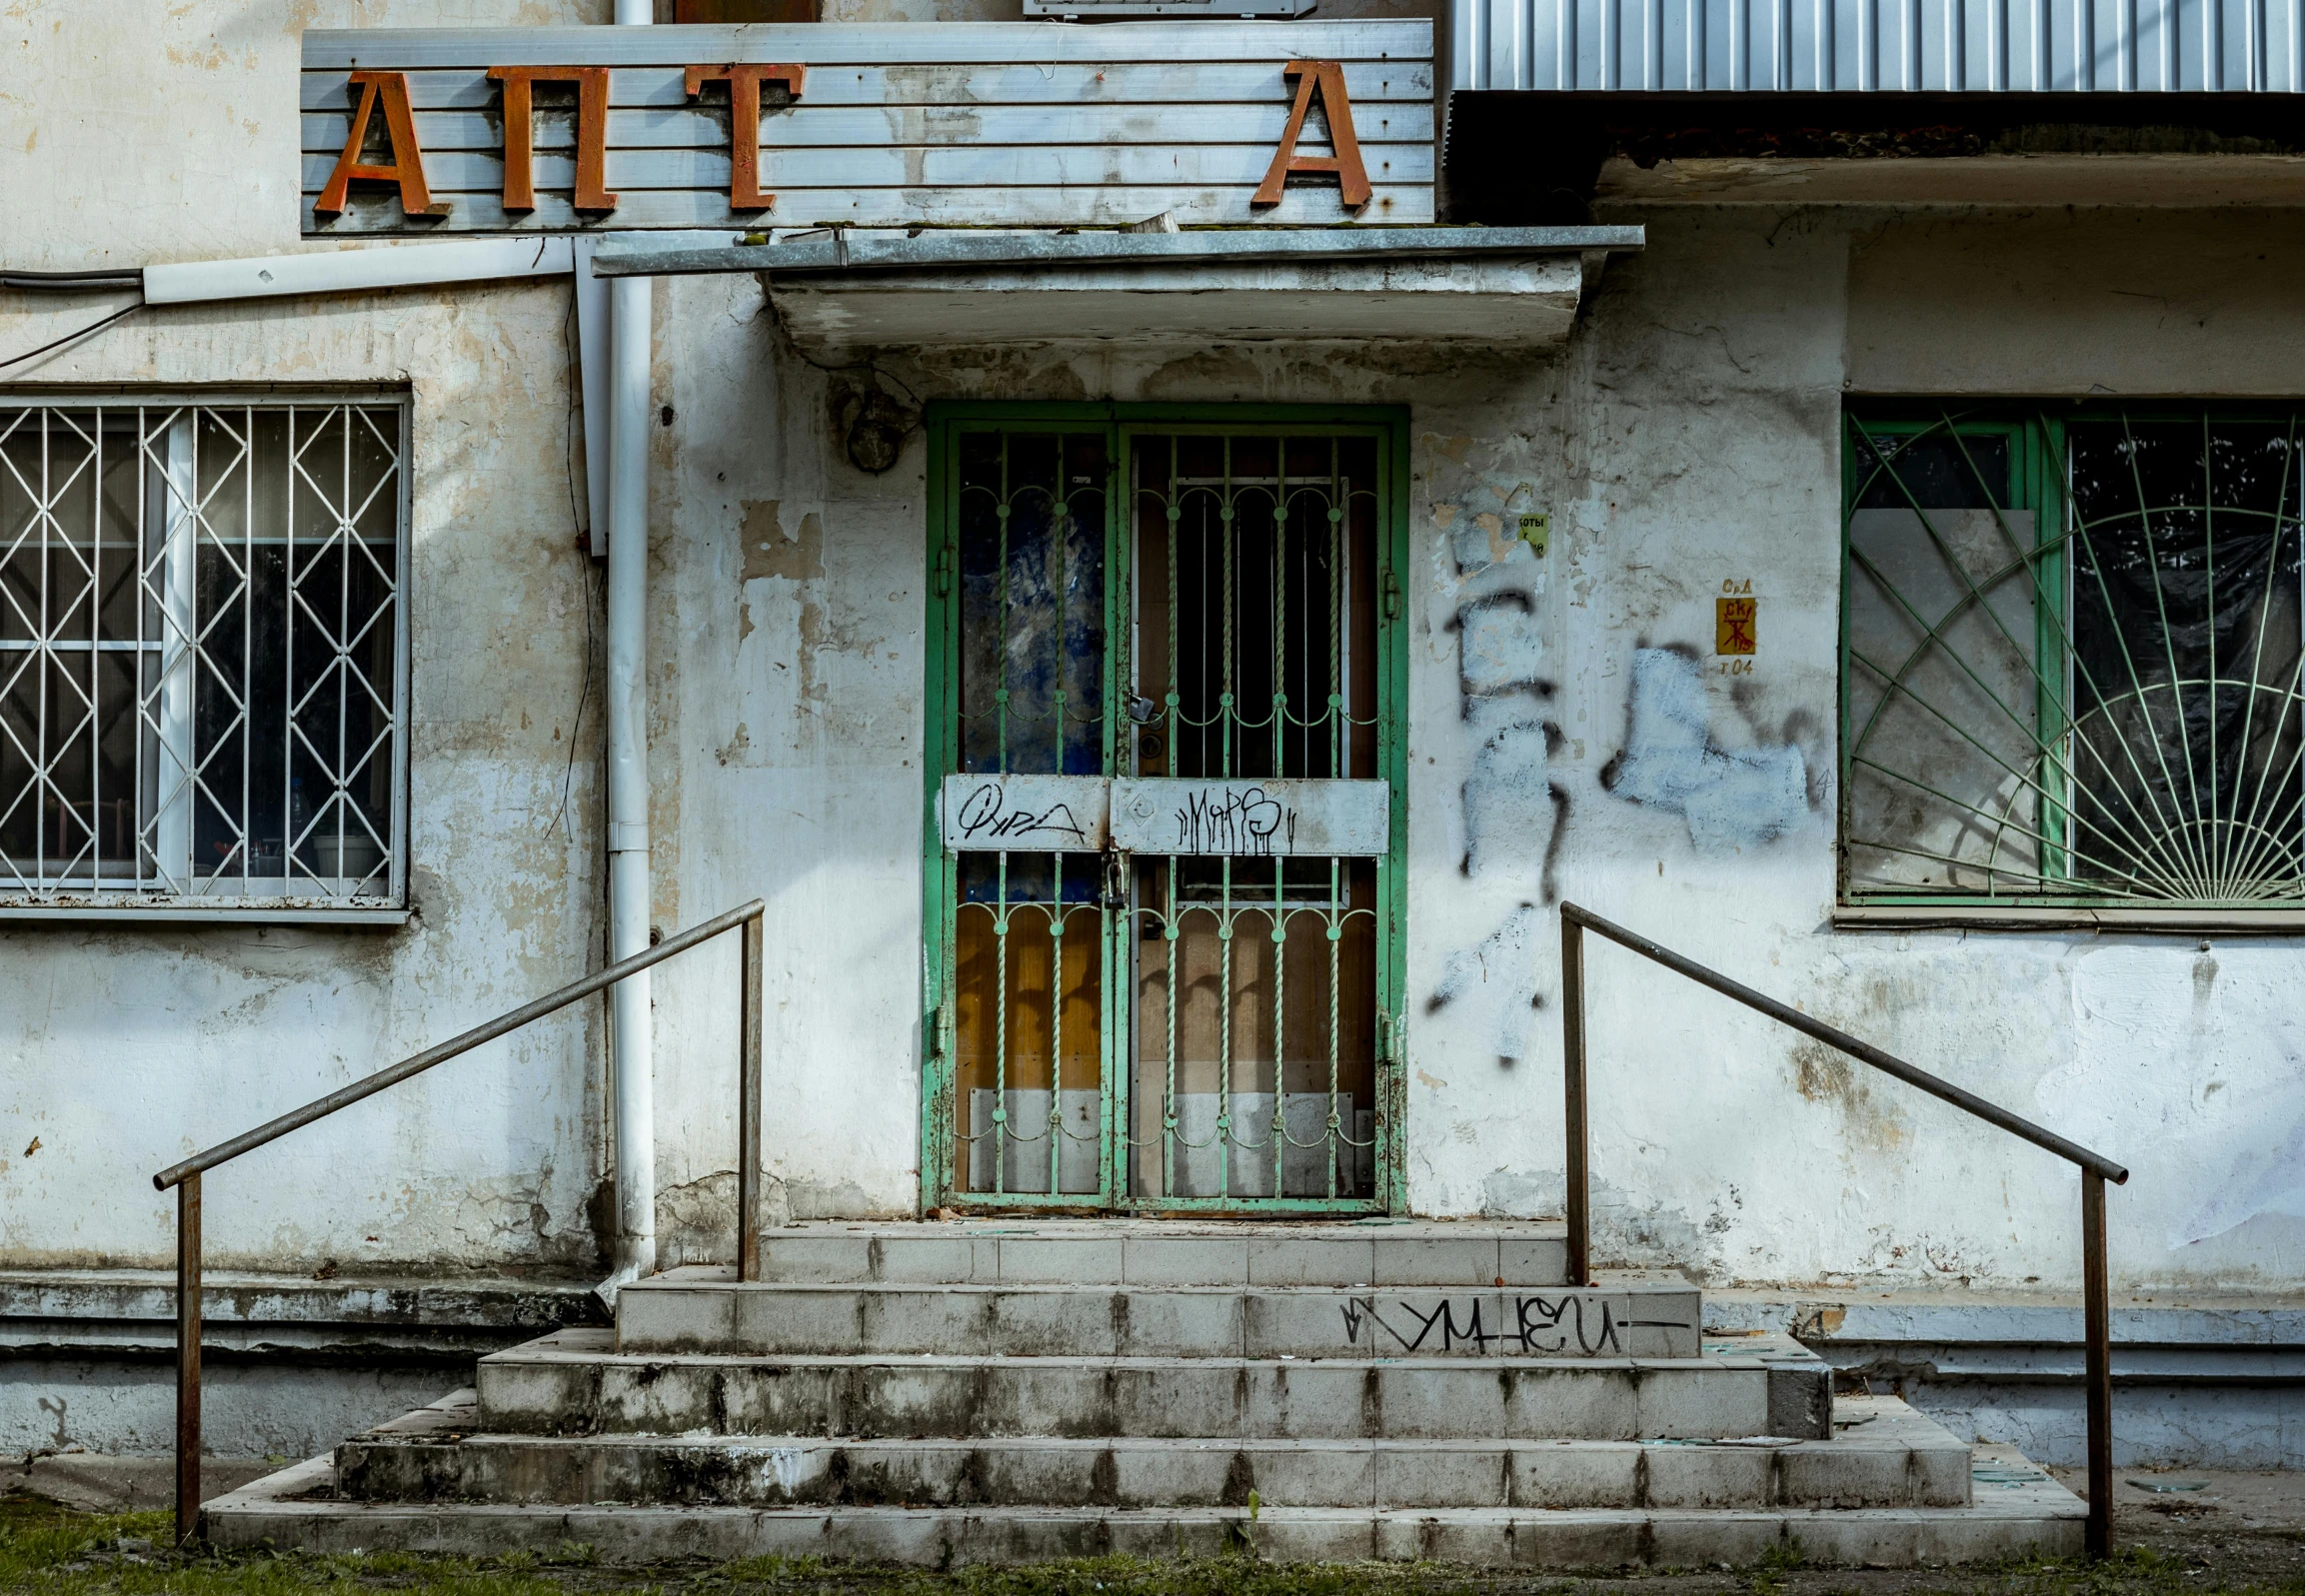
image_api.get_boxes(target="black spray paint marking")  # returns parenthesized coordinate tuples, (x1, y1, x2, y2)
(1599, 647, 1807, 853)
(1337, 1294, 1691, 1355)
(1445, 591, 1555, 721)
(1436, 577, 1567, 1037)
(953, 782, 1092, 844)
(1424, 902, 1543, 1063)
(1541, 781, 1570, 904)
(1171, 786, 1295, 855)
(1514, 1294, 1627, 1356)
(1341, 1295, 1505, 1353)
(1461, 721, 1566, 879)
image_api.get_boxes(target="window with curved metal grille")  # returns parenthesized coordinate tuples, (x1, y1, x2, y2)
(0, 398, 408, 914)
(1843, 408, 2304, 911)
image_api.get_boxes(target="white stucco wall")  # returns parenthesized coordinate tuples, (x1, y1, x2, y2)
(4, 0, 2300, 1306)
(1400, 206, 2305, 1294)
(0, 0, 616, 1273)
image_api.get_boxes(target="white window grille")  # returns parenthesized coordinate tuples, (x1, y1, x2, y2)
(0, 397, 409, 913)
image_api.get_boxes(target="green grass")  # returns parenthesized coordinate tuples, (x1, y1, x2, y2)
(1, 1493, 2300, 1596)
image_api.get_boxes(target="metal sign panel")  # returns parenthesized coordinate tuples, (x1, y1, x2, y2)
(940, 774, 1110, 852)
(1111, 778, 1390, 856)
(300, 22, 1434, 234)
(939, 775, 1390, 854)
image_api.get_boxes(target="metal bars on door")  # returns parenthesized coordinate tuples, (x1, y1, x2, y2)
(923, 407, 1407, 1214)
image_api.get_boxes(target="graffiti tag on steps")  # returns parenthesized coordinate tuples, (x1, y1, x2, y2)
(1337, 1293, 1696, 1356)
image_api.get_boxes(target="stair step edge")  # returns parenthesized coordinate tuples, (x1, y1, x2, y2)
(204, 1445, 2084, 1569)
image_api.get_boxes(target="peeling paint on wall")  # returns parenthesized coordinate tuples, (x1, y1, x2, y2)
(741, 500, 826, 584)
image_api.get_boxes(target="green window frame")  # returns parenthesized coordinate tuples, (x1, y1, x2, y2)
(1842, 404, 2305, 922)
(919, 402, 1411, 1213)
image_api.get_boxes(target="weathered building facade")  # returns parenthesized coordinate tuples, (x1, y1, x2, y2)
(3, 0, 2301, 1479)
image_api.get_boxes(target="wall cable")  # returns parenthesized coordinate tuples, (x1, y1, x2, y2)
(0, 298, 144, 373)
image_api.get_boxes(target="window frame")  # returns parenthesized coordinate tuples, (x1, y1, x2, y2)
(1839, 401, 2305, 932)
(0, 387, 414, 925)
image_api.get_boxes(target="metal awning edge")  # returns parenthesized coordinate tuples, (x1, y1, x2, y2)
(590, 225, 1645, 279)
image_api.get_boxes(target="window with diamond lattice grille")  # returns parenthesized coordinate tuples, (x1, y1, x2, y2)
(1843, 407, 2304, 911)
(0, 400, 408, 910)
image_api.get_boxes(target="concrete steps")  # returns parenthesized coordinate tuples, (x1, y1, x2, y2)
(208, 1446, 2084, 1566)
(615, 1277, 1703, 1359)
(479, 1328, 1832, 1441)
(198, 1220, 2087, 1567)
(337, 1390, 1972, 1510)
(734, 1221, 1573, 1288)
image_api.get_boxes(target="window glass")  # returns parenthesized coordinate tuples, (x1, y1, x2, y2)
(0, 401, 407, 908)
(1844, 408, 2305, 910)
(1853, 429, 2011, 510)
(2066, 421, 2304, 898)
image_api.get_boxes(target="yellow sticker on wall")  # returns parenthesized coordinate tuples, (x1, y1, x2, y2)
(1518, 513, 1548, 557)
(1716, 597, 1757, 655)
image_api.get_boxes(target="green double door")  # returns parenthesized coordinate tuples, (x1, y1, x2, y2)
(921, 406, 1408, 1213)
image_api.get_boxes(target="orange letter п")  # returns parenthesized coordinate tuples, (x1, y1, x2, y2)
(1251, 60, 1372, 211)
(314, 71, 440, 218)
(686, 64, 806, 212)
(489, 66, 618, 214)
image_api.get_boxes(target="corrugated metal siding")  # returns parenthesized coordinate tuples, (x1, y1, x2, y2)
(1451, 0, 2305, 91)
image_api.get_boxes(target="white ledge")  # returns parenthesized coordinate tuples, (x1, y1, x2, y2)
(1835, 902, 2305, 934)
(0, 903, 411, 926)
(773, 253, 1605, 354)
(592, 224, 1643, 278)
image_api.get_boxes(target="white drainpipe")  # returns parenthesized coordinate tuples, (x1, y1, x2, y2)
(603, 0, 658, 1297)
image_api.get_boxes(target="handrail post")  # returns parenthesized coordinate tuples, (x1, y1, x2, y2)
(2082, 1169, 2113, 1558)
(1560, 910, 1590, 1288)
(174, 1171, 202, 1547)
(738, 908, 765, 1282)
(1553, 899, 2123, 1557)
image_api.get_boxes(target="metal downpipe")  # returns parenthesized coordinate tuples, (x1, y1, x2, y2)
(602, 0, 656, 1304)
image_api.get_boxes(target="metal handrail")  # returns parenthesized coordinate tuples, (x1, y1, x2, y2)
(151, 898, 768, 1548)
(1557, 900, 2128, 1559)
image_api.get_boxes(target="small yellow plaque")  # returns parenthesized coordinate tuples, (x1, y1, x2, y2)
(1716, 597, 1757, 656)
(1518, 513, 1549, 558)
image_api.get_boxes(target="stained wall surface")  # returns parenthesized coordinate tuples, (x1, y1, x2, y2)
(3, 0, 2301, 1320)
(0, 0, 616, 1278)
